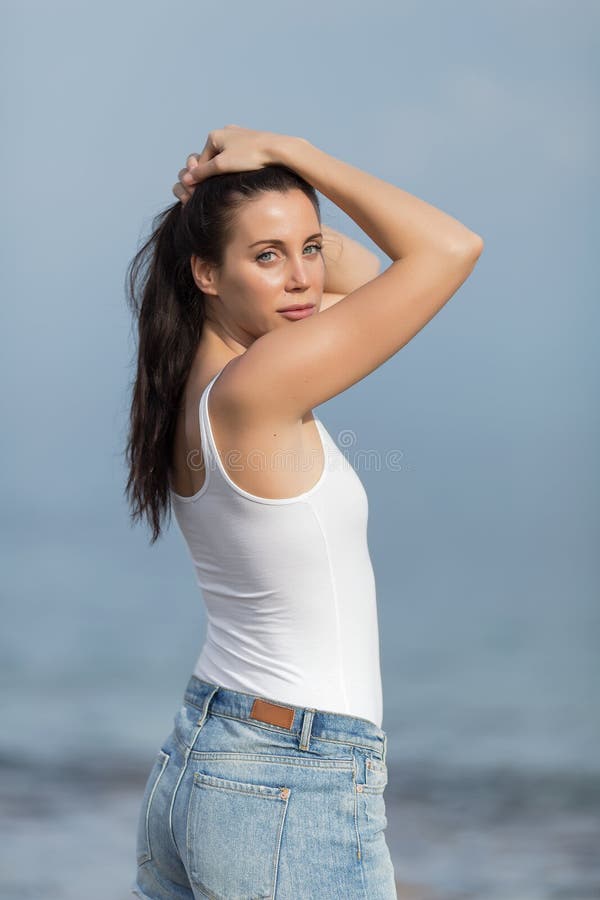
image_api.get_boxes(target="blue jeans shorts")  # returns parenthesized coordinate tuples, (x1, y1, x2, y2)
(131, 675, 397, 899)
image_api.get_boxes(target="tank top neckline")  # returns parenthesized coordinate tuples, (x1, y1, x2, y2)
(170, 364, 330, 505)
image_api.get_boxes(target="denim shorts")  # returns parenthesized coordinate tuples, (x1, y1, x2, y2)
(131, 675, 397, 899)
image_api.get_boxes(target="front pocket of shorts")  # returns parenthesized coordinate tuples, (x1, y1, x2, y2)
(186, 770, 290, 899)
(364, 755, 388, 793)
(136, 749, 171, 866)
(355, 753, 389, 852)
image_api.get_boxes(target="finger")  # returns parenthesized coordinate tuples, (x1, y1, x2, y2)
(183, 143, 209, 181)
(186, 154, 222, 185)
(172, 183, 191, 203)
(180, 164, 200, 187)
(182, 131, 225, 185)
(179, 166, 200, 186)
(195, 132, 220, 166)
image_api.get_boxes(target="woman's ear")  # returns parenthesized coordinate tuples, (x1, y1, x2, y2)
(190, 254, 219, 296)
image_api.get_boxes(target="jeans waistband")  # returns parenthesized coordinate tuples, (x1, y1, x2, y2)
(183, 675, 387, 760)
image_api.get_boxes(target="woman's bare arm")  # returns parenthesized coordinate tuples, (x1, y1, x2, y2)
(321, 225, 381, 300)
(184, 127, 484, 418)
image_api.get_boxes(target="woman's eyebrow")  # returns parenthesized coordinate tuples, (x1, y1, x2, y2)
(248, 232, 323, 248)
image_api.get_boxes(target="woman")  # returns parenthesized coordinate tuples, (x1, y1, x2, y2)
(126, 125, 483, 900)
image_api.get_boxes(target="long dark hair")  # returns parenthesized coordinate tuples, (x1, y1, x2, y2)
(123, 164, 321, 544)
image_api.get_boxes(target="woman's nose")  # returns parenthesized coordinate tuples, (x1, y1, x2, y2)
(286, 260, 310, 288)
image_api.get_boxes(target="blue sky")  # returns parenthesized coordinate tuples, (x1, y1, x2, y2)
(1, 0, 598, 755)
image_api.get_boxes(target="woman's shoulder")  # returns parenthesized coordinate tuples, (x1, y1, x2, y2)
(203, 360, 325, 501)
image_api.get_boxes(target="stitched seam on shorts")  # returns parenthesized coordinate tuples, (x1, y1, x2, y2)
(188, 752, 354, 770)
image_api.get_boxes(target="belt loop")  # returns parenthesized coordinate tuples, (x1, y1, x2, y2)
(298, 708, 315, 751)
(196, 684, 219, 725)
(382, 732, 388, 764)
(185, 684, 219, 763)
(184, 684, 219, 763)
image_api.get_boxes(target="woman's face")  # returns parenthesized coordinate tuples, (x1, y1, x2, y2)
(193, 188, 325, 342)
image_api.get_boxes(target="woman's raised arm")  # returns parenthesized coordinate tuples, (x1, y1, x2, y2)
(320, 225, 381, 299)
(182, 127, 483, 418)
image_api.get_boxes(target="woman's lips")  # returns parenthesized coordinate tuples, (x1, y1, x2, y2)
(278, 306, 315, 320)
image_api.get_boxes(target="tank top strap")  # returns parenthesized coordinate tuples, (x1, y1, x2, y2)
(198, 366, 227, 484)
(197, 361, 348, 504)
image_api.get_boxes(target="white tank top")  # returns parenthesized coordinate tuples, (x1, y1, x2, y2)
(170, 365, 383, 728)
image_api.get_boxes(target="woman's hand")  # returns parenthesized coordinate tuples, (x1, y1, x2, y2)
(172, 124, 287, 204)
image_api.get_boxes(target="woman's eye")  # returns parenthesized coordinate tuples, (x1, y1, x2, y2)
(256, 250, 277, 262)
(256, 244, 323, 263)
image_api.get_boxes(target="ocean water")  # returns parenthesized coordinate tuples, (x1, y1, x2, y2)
(1, 515, 598, 899)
